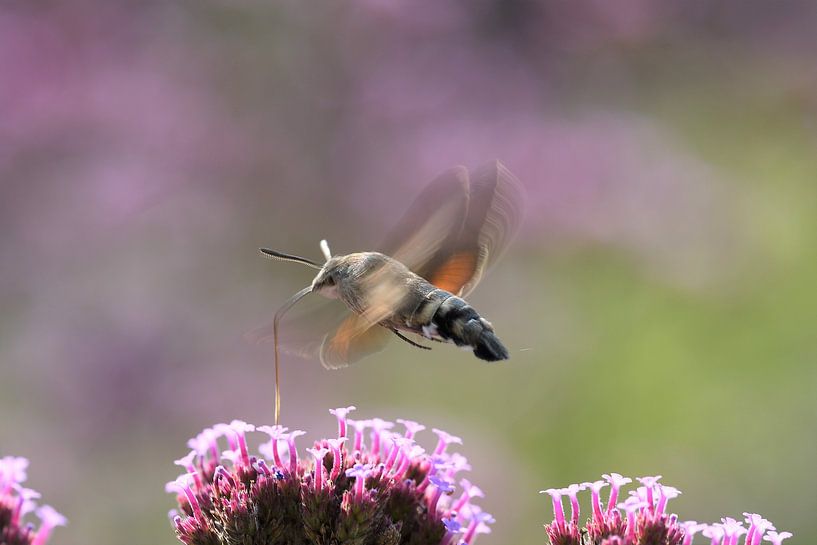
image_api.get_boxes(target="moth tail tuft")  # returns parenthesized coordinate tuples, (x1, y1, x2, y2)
(473, 330, 509, 361)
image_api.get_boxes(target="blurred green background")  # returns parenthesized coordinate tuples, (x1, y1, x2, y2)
(1, 1, 815, 544)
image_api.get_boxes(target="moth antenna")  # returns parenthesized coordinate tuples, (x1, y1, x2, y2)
(260, 248, 322, 270)
(272, 285, 312, 424)
(320, 239, 332, 261)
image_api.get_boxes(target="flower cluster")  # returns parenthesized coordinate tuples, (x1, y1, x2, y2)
(541, 474, 792, 545)
(0, 456, 66, 545)
(167, 407, 492, 545)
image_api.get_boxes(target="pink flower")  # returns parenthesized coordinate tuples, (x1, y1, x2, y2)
(540, 488, 567, 530)
(31, 505, 67, 545)
(432, 428, 463, 456)
(764, 531, 793, 545)
(584, 479, 609, 525)
(540, 473, 792, 545)
(396, 418, 426, 439)
(603, 473, 633, 515)
(305, 447, 330, 491)
(329, 406, 356, 439)
(0, 456, 66, 545)
(167, 410, 491, 545)
(744, 513, 776, 545)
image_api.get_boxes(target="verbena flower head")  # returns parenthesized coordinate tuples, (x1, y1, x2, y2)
(0, 456, 66, 545)
(167, 409, 492, 545)
(541, 473, 792, 545)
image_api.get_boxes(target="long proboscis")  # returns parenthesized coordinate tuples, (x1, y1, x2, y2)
(260, 248, 323, 270)
(272, 285, 313, 424)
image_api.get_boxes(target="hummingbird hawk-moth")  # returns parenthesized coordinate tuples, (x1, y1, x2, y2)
(251, 161, 524, 422)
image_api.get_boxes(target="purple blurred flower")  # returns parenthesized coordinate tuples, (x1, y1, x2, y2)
(0, 456, 66, 545)
(167, 408, 491, 545)
(541, 474, 791, 545)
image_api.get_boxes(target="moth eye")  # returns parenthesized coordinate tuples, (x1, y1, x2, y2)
(325, 276, 336, 286)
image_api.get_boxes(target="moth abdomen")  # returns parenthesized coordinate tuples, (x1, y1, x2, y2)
(430, 293, 509, 362)
(472, 329, 509, 361)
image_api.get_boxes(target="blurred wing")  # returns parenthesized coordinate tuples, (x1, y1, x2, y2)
(248, 263, 408, 368)
(319, 314, 391, 369)
(248, 299, 392, 369)
(246, 296, 351, 360)
(319, 260, 413, 368)
(380, 166, 470, 278)
(454, 160, 525, 296)
(381, 160, 524, 297)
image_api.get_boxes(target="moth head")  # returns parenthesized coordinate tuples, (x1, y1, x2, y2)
(310, 259, 342, 299)
(259, 238, 340, 297)
(310, 239, 342, 299)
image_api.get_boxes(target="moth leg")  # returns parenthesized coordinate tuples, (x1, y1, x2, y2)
(391, 329, 432, 350)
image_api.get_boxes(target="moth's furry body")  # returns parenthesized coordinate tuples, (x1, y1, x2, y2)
(312, 252, 509, 361)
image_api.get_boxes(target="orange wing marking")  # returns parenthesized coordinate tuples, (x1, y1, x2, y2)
(428, 252, 478, 296)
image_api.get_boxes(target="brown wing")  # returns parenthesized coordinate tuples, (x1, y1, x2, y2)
(426, 251, 478, 295)
(381, 166, 470, 275)
(319, 314, 392, 369)
(381, 160, 524, 297)
(455, 160, 525, 296)
(318, 257, 415, 367)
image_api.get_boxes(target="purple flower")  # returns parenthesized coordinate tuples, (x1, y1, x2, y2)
(682, 521, 706, 545)
(744, 513, 776, 545)
(396, 418, 426, 439)
(305, 447, 330, 491)
(31, 506, 67, 545)
(541, 473, 791, 545)
(384, 436, 413, 472)
(0, 456, 66, 545)
(564, 483, 585, 525)
(427, 475, 456, 516)
(187, 428, 220, 461)
(453, 478, 485, 513)
(764, 531, 793, 545)
(636, 475, 662, 511)
(284, 430, 306, 473)
(703, 525, 726, 545)
(540, 488, 567, 531)
(324, 437, 347, 481)
(329, 406, 356, 439)
(165, 474, 203, 522)
(432, 428, 463, 456)
(461, 506, 495, 545)
(346, 419, 370, 452)
(345, 463, 374, 501)
(656, 485, 682, 518)
(618, 497, 649, 543)
(603, 473, 633, 516)
(0, 457, 29, 493)
(442, 514, 463, 543)
(584, 479, 609, 526)
(714, 517, 747, 545)
(167, 410, 490, 545)
(226, 420, 255, 466)
(174, 451, 203, 490)
(367, 418, 394, 456)
(256, 424, 288, 468)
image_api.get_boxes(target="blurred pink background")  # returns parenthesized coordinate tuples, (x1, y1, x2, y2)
(2, 1, 816, 544)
